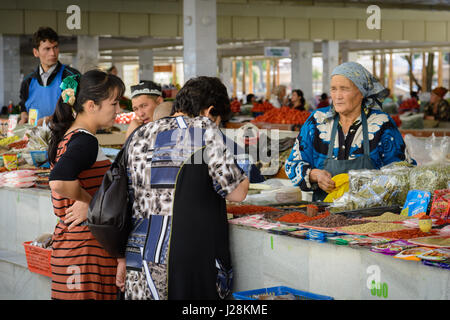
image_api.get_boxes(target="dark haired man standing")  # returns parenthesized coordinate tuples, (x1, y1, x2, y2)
(19, 27, 80, 125)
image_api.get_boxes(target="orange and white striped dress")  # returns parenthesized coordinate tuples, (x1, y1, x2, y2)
(50, 129, 117, 300)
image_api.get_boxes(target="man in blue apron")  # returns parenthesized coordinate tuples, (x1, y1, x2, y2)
(285, 62, 414, 201)
(19, 27, 80, 125)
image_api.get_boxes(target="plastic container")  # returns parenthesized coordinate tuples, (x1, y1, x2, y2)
(233, 286, 333, 300)
(23, 241, 52, 277)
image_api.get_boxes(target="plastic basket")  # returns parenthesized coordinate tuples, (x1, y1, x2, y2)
(22, 241, 52, 277)
(233, 286, 333, 300)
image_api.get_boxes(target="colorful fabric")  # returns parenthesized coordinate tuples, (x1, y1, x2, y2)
(285, 106, 414, 192)
(424, 99, 450, 121)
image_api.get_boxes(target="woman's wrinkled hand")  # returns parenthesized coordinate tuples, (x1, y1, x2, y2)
(65, 201, 89, 230)
(310, 169, 335, 193)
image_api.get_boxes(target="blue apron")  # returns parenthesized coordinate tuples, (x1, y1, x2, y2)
(25, 65, 65, 120)
(313, 109, 375, 201)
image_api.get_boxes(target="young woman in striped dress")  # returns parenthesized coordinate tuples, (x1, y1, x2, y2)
(47, 70, 125, 300)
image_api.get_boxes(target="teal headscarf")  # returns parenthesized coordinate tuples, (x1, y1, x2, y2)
(331, 62, 389, 109)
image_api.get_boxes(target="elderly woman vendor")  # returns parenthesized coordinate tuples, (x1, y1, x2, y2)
(285, 62, 413, 201)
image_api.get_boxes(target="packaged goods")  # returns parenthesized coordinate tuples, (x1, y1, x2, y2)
(287, 229, 309, 239)
(422, 260, 450, 269)
(417, 248, 450, 261)
(2, 153, 18, 171)
(268, 226, 300, 235)
(409, 163, 450, 193)
(394, 247, 431, 261)
(429, 189, 450, 223)
(401, 190, 431, 217)
(408, 236, 450, 248)
(370, 240, 416, 255)
(2, 169, 37, 188)
(0, 135, 19, 147)
(329, 163, 412, 212)
(30, 233, 53, 249)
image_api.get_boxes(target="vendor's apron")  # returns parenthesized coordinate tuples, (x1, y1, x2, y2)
(313, 109, 375, 202)
(25, 65, 65, 120)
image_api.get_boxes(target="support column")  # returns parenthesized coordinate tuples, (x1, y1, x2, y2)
(438, 51, 443, 87)
(172, 61, 177, 85)
(76, 35, 99, 73)
(242, 60, 246, 96)
(380, 53, 386, 86)
(183, 0, 217, 81)
(0, 35, 21, 106)
(372, 54, 377, 79)
(322, 40, 339, 95)
(422, 52, 427, 90)
(138, 49, 154, 81)
(388, 52, 394, 94)
(265, 59, 271, 100)
(219, 57, 233, 97)
(248, 60, 253, 94)
(291, 41, 313, 105)
(232, 60, 237, 98)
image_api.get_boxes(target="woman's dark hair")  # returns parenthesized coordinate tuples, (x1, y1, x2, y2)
(321, 93, 328, 100)
(171, 76, 231, 121)
(246, 93, 255, 104)
(292, 89, 305, 108)
(48, 69, 125, 164)
(32, 27, 59, 49)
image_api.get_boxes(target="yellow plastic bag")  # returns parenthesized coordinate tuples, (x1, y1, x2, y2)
(323, 173, 349, 203)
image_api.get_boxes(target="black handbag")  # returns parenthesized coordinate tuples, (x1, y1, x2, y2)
(87, 129, 138, 258)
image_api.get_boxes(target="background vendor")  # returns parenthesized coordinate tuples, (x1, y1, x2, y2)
(424, 86, 449, 122)
(18, 27, 80, 125)
(285, 61, 414, 201)
(125, 80, 164, 138)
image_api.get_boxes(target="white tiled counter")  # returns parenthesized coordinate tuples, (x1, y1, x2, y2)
(0, 187, 54, 299)
(229, 225, 450, 300)
(1, 186, 449, 300)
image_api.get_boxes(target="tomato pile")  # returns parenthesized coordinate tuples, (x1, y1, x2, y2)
(230, 100, 241, 113)
(115, 112, 136, 124)
(252, 106, 310, 125)
(398, 98, 420, 114)
(251, 101, 274, 113)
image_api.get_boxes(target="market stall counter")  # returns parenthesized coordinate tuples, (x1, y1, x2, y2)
(1, 185, 449, 300)
(229, 224, 449, 300)
(0, 187, 54, 299)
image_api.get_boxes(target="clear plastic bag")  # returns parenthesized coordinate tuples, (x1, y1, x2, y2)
(409, 163, 450, 193)
(404, 134, 450, 166)
(329, 162, 413, 212)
